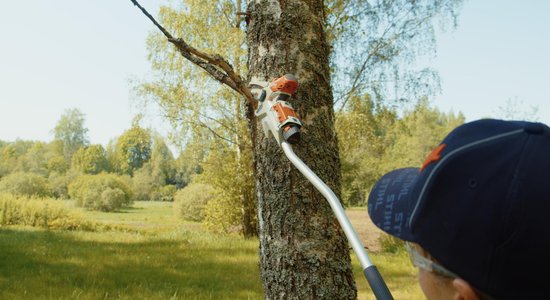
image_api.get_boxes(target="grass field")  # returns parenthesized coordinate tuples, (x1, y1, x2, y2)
(0, 201, 422, 299)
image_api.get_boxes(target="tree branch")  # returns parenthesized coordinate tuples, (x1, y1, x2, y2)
(130, 0, 256, 108)
(335, 3, 417, 111)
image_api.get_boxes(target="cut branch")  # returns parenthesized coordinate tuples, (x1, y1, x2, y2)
(130, 0, 256, 107)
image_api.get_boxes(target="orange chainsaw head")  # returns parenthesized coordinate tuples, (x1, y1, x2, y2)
(270, 74, 299, 94)
(273, 102, 300, 123)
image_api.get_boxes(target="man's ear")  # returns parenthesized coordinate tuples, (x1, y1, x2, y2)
(452, 278, 481, 300)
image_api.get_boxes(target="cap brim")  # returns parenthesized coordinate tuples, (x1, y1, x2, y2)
(367, 168, 420, 242)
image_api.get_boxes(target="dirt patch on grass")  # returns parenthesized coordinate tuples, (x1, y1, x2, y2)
(346, 208, 384, 252)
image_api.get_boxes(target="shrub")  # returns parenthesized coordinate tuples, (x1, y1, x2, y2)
(48, 170, 80, 199)
(0, 172, 51, 197)
(68, 173, 133, 212)
(203, 193, 241, 234)
(132, 165, 155, 200)
(0, 193, 92, 230)
(379, 234, 406, 253)
(151, 185, 177, 202)
(173, 183, 215, 222)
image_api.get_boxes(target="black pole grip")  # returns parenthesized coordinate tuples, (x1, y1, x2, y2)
(363, 265, 394, 300)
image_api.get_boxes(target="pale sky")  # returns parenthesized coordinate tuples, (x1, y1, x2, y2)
(0, 1, 548, 146)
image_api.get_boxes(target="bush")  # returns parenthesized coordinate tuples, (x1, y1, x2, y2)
(173, 183, 215, 222)
(379, 234, 406, 253)
(0, 172, 51, 197)
(48, 170, 80, 199)
(68, 173, 133, 212)
(151, 185, 177, 202)
(132, 165, 155, 200)
(0, 193, 92, 230)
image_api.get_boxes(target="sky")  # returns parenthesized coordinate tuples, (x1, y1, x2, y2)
(0, 0, 549, 146)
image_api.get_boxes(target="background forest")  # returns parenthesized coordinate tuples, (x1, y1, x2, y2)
(0, 99, 464, 234)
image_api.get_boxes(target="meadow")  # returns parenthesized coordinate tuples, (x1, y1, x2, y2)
(0, 201, 423, 299)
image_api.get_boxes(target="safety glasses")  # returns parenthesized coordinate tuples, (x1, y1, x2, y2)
(405, 242, 458, 278)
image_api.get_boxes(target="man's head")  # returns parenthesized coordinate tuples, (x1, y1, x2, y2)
(367, 119, 550, 299)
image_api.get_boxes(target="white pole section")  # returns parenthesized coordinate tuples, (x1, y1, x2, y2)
(280, 141, 374, 270)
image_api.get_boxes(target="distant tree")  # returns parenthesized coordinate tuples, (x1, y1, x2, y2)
(71, 145, 110, 174)
(47, 155, 69, 174)
(380, 99, 464, 173)
(114, 118, 152, 175)
(131, 163, 156, 200)
(0, 144, 20, 177)
(336, 98, 464, 205)
(335, 95, 397, 205)
(130, 134, 176, 201)
(0, 140, 39, 176)
(20, 142, 50, 176)
(149, 134, 175, 185)
(494, 97, 540, 122)
(172, 133, 208, 189)
(53, 108, 89, 162)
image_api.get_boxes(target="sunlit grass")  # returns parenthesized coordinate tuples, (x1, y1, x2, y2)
(0, 201, 422, 299)
(0, 226, 262, 300)
(354, 251, 424, 300)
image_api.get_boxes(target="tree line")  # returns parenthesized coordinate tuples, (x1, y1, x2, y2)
(0, 98, 463, 236)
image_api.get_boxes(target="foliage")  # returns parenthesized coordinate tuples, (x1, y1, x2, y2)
(114, 120, 152, 175)
(149, 134, 176, 185)
(173, 182, 216, 222)
(0, 140, 37, 176)
(71, 144, 110, 174)
(0, 193, 91, 230)
(53, 108, 89, 161)
(196, 144, 255, 235)
(0, 140, 66, 179)
(18, 142, 50, 176)
(150, 185, 177, 202)
(68, 174, 133, 212)
(47, 155, 69, 174)
(48, 170, 80, 199)
(172, 136, 207, 188)
(139, 0, 248, 191)
(336, 98, 464, 205)
(327, 0, 464, 109)
(336, 95, 398, 205)
(131, 163, 156, 201)
(140, 0, 246, 140)
(380, 99, 465, 173)
(0, 172, 51, 197)
(131, 135, 177, 201)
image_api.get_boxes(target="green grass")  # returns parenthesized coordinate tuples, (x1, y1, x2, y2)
(0, 201, 422, 299)
(355, 253, 423, 300)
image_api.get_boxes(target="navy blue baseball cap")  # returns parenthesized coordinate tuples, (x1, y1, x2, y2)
(368, 119, 550, 299)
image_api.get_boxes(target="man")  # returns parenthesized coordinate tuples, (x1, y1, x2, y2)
(367, 119, 550, 300)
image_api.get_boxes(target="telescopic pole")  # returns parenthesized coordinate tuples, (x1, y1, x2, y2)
(280, 141, 393, 300)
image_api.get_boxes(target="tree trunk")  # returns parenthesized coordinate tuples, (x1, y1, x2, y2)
(246, 0, 357, 299)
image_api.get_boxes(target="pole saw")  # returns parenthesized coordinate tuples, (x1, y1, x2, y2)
(250, 74, 394, 300)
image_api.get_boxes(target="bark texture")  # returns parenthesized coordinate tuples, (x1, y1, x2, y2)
(246, 0, 357, 298)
